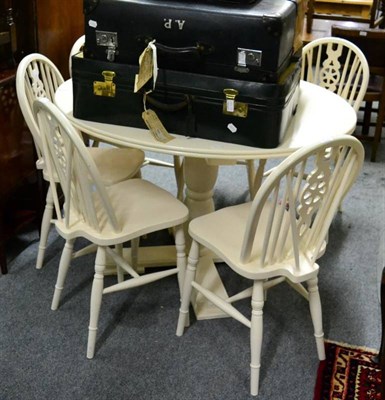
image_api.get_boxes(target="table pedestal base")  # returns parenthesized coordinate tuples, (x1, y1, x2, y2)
(190, 253, 229, 320)
(104, 245, 229, 320)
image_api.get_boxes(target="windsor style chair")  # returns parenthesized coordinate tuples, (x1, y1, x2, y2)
(34, 97, 189, 359)
(16, 53, 145, 269)
(176, 136, 364, 396)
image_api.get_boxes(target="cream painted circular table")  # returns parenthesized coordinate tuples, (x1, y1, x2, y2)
(55, 80, 356, 159)
(55, 79, 357, 319)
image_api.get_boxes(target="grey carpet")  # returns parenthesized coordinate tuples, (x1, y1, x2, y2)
(1, 140, 384, 400)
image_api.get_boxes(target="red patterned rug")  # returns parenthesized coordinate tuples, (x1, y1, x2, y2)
(314, 340, 381, 399)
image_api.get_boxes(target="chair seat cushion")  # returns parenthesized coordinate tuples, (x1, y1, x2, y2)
(88, 147, 145, 185)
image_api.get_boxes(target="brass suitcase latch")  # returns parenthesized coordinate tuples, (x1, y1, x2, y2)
(93, 71, 116, 97)
(223, 88, 248, 118)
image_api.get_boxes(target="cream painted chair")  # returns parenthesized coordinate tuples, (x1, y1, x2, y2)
(301, 37, 369, 113)
(300, 37, 369, 210)
(246, 38, 369, 199)
(33, 97, 188, 359)
(16, 53, 145, 269)
(176, 136, 364, 396)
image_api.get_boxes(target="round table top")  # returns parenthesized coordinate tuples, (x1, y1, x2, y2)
(55, 79, 357, 160)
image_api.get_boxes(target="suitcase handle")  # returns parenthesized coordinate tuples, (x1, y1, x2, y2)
(146, 94, 190, 112)
(155, 42, 214, 56)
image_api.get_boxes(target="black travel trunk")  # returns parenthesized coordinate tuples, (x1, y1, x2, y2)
(72, 54, 300, 148)
(83, 0, 298, 82)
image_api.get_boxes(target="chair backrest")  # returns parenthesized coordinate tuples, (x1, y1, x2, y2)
(240, 136, 364, 271)
(301, 37, 370, 112)
(371, 0, 385, 28)
(68, 35, 85, 78)
(16, 53, 64, 162)
(33, 97, 120, 234)
(331, 26, 385, 77)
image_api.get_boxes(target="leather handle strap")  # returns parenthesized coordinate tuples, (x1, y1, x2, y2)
(155, 42, 214, 56)
(146, 94, 190, 112)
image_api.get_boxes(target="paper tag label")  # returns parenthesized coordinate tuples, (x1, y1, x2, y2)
(134, 40, 158, 93)
(142, 109, 175, 143)
(134, 47, 154, 93)
(148, 41, 158, 89)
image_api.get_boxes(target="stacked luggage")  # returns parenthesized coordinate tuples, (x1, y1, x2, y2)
(72, 0, 302, 148)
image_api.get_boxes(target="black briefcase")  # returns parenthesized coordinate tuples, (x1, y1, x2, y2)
(72, 54, 300, 148)
(83, 0, 297, 82)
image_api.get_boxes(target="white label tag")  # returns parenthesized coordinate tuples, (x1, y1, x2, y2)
(227, 123, 237, 133)
(238, 50, 246, 67)
(88, 20, 97, 28)
(226, 99, 235, 113)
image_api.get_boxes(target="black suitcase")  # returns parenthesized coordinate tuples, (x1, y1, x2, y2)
(72, 54, 300, 148)
(83, 0, 298, 82)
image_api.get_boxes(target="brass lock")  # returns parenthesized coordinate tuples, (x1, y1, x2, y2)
(93, 71, 116, 97)
(222, 88, 248, 118)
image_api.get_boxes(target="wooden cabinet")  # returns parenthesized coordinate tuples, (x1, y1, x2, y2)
(0, 1, 83, 273)
(35, 0, 84, 79)
(6, 0, 84, 77)
(0, 69, 41, 274)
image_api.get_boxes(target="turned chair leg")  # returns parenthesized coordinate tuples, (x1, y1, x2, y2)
(174, 225, 186, 296)
(36, 186, 54, 269)
(307, 277, 326, 360)
(250, 281, 264, 396)
(87, 246, 106, 359)
(51, 239, 75, 310)
(176, 240, 199, 336)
